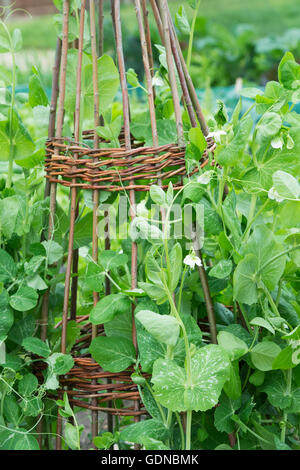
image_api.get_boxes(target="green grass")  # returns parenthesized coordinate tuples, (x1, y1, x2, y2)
(181, 0, 300, 34)
(7, 0, 300, 50)
(7, 15, 57, 50)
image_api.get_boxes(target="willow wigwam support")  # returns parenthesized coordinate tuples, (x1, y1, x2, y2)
(40, 0, 218, 450)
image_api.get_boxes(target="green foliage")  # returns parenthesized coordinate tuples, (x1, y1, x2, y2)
(0, 4, 300, 451)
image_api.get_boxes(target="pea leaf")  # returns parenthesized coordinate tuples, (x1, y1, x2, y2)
(175, 5, 190, 35)
(216, 114, 252, 167)
(0, 290, 13, 336)
(90, 293, 131, 325)
(152, 344, 230, 412)
(250, 317, 275, 335)
(0, 108, 35, 161)
(136, 317, 165, 373)
(0, 248, 17, 284)
(260, 371, 293, 409)
(126, 68, 140, 88)
(20, 397, 43, 417)
(18, 373, 39, 396)
(218, 331, 248, 361)
(10, 286, 38, 312)
(99, 250, 128, 271)
(272, 170, 300, 200)
(272, 345, 300, 370)
(209, 259, 232, 279)
(29, 72, 48, 108)
(65, 422, 80, 450)
(278, 51, 300, 90)
(150, 184, 166, 205)
(214, 393, 240, 433)
(22, 337, 51, 358)
(188, 127, 207, 154)
(233, 226, 287, 305)
(0, 196, 26, 239)
(42, 240, 63, 265)
(65, 51, 119, 118)
(94, 432, 116, 450)
(256, 112, 282, 142)
(251, 342, 281, 371)
(84, 262, 104, 292)
(0, 430, 39, 450)
(223, 360, 242, 400)
(136, 310, 180, 347)
(120, 419, 168, 445)
(89, 336, 136, 373)
(105, 311, 132, 341)
(233, 253, 258, 305)
(242, 128, 300, 193)
(169, 243, 182, 291)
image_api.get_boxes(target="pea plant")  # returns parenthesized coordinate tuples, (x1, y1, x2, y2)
(0, 0, 300, 452)
(0, 11, 75, 450)
(88, 51, 300, 451)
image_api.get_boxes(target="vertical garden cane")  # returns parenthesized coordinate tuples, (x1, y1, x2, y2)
(150, 0, 217, 344)
(56, 0, 85, 450)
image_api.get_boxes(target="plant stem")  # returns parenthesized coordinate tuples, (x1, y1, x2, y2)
(177, 264, 188, 313)
(276, 280, 282, 307)
(144, 380, 167, 425)
(238, 303, 253, 334)
(175, 412, 185, 450)
(244, 194, 257, 242)
(186, 410, 192, 450)
(1, 21, 16, 189)
(242, 199, 269, 241)
(217, 167, 228, 212)
(186, 1, 201, 72)
(281, 369, 292, 443)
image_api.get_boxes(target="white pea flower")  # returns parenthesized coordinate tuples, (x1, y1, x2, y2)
(152, 75, 164, 87)
(207, 130, 226, 143)
(268, 187, 284, 203)
(197, 170, 214, 185)
(271, 136, 284, 150)
(184, 250, 202, 269)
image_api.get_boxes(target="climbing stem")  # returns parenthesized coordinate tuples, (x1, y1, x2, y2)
(244, 194, 257, 242)
(0, 20, 16, 189)
(175, 412, 185, 450)
(187, 1, 201, 72)
(186, 410, 192, 450)
(281, 369, 292, 443)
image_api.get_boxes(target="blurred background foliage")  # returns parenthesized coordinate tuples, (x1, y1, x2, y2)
(2, 0, 300, 93)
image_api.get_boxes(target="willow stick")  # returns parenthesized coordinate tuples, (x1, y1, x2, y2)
(37, 37, 61, 446)
(61, 0, 85, 356)
(55, 0, 70, 451)
(113, 0, 137, 345)
(158, 0, 184, 147)
(150, 0, 197, 128)
(113, 0, 141, 429)
(135, 0, 167, 228)
(60, 3, 86, 448)
(98, 0, 104, 57)
(90, 0, 103, 441)
(149, 1, 217, 343)
(141, 0, 154, 78)
(134, 0, 158, 149)
(47, 39, 62, 161)
(40, 38, 62, 344)
(166, 6, 209, 136)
